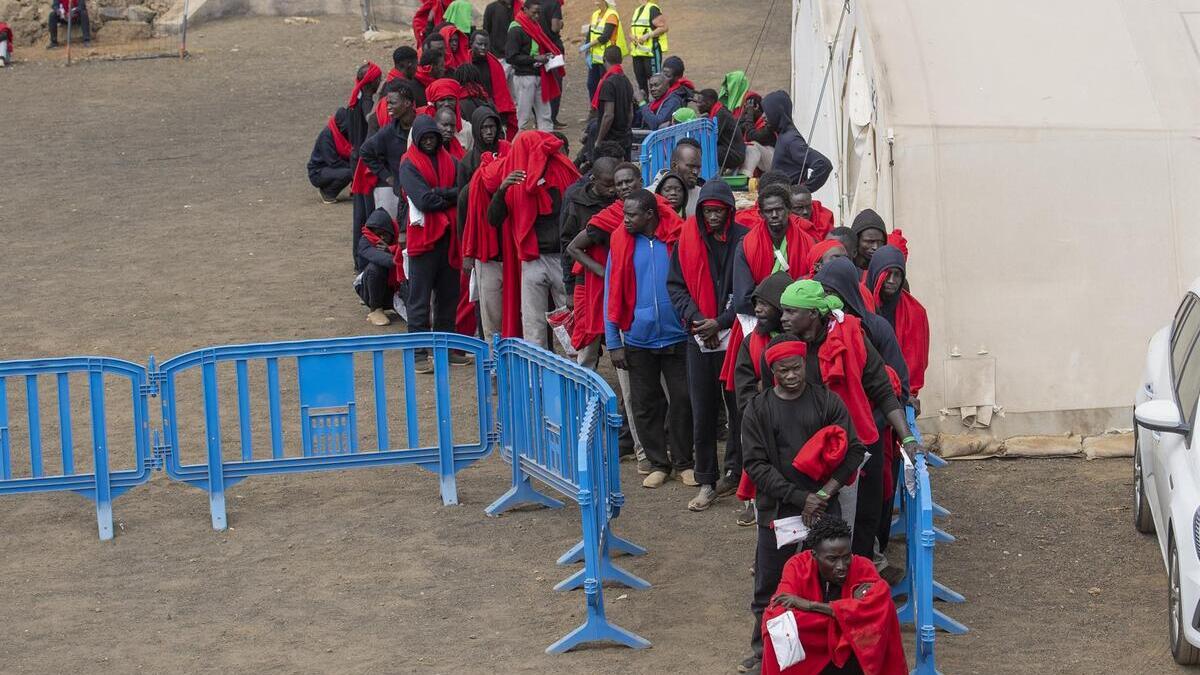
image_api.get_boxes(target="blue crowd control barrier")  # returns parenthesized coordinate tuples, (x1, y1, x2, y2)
(158, 333, 494, 529)
(485, 337, 650, 654)
(639, 118, 718, 187)
(0, 357, 154, 540)
(0, 333, 495, 539)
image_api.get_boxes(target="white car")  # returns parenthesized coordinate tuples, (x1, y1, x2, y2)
(1134, 276, 1200, 664)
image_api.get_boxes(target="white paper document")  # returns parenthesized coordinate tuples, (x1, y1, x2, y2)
(737, 313, 758, 337)
(695, 328, 731, 353)
(766, 611, 807, 669)
(545, 54, 566, 71)
(772, 516, 809, 548)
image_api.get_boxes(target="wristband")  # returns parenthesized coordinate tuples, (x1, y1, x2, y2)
(901, 436, 917, 446)
(816, 489, 830, 500)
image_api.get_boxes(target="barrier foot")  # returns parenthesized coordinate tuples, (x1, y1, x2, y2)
(555, 559, 651, 592)
(485, 478, 565, 516)
(933, 580, 965, 604)
(932, 502, 951, 518)
(209, 491, 228, 531)
(933, 608, 969, 634)
(557, 540, 585, 566)
(439, 473, 460, 507)
(558, 532, 648, 566)
(895, 598, 913, 625)
(924, 452, 947, 468)
(546, 614, 651, 654)
(96, 500, 114, 541)
(932, 526, 956, 544)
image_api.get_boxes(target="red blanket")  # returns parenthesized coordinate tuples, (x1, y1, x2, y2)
(462, 132, 579, 337)
(440, 24, 470, 70)
(412, 0, 447, 44)
(400, 143, 460, 267)
(790, 425, 850, 484)
(513, 2, 564, 102)
(570, 242, 610, 350)
(328, 115, 353, 160)
(676, 215, 727, 319)
(350, 158, 376, 195)
(819, 313, 877, 445)
(810, 199, 835, 240)
(606, 198, 685, 330)
(761, 552, 907, 675)
(347, 62, 382, 109)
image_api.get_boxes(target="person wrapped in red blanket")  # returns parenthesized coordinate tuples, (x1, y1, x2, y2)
(761, 516, 906, 675)
(867, 244, 928, 400)
(356, 209, 406, 327)
(466, 29, 519, 139)
(411, 0, 448, 45)
(0, 22, 13, 65)
(462, 130, 579, 343)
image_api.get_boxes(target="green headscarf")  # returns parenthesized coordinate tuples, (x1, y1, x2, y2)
(672, 107, 698, 124)
(780, 280, 844, 315)
(718, 70, 750, 110)
(442, 0, 474, 34)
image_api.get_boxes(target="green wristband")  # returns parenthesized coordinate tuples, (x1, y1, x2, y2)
(816, 489, 830, 500)
(901, 436, 917, 446)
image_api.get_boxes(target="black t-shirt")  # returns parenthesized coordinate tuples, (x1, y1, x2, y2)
(537, 0, 563, 45)
(483, 1, 514, 56)
(598, 72, 635, 144)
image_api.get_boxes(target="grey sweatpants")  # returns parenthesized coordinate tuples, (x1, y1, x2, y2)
(513, 74, 553, 131)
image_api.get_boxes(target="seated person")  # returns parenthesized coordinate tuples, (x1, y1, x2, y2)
(760, 516, 906, 675)
(47, 0, 90, 48)
(0, 22, 12, 66)
(695, 87, 746, 174)
(739, 92, 777, 175)
(307, 108, 356, 203)
(356, 208, 405, 327)
(633, 73, 684, 131)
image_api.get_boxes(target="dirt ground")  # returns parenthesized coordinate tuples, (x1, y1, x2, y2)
(0, 4, 1187, 674)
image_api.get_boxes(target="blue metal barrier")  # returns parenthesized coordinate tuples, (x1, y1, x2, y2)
(891, 412, 967, 675)
(0, 357, 154, 540)
(0, 333, 494, 538)
(485, 337, 650, 654)
(639, 118, 718, 187)
(158, 333, 493, 529)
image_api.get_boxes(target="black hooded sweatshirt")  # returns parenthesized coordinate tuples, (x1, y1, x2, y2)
(458, 107, 504, 242)
(360, 113, 415, 193)
(307, 108, 355, 183)
(559, 178, 616, 294)
(762, 90, 832, 192)
(397, 115, 458, 226)
(666, 180, 750, 333)
(866, 244, 907, 326)
(814, 256, 910, 402)
(356, 208, 399, 269)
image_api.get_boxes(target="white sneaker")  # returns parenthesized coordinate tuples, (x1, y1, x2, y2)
(642, 471, 669, 488)
(678, 469, 699, 486)
(366, 309, 391, 326)
(687, 485, 717, 512)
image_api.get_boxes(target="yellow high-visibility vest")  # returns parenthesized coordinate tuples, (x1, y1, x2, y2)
(628, 2, 667, 57)
(588, 7, 628, 63)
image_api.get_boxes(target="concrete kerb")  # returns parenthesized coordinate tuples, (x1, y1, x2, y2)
(153, 0, 422, 36)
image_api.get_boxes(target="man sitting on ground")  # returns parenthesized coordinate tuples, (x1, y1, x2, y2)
(762, 90, 832, 192)
(308, 108, 356, 204)
(760, 516, 907, 675)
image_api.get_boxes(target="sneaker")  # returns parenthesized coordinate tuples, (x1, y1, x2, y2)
(319, 188, 339, 204)
(642, 470, 668, 488)
(636, 458, 653, 475)
(553, 120, 568, 130)
(714, 472, 740, 497)
(687, 485, 718, 512)
(449, 351, 473, 366)
(413, 355, 434, 374)
(678, 468, 699, 486)
(736, 500, 757, 527)
(366, 309, 391, 326)
(47, 42, 60, 49)
(737, 655, 761, 673)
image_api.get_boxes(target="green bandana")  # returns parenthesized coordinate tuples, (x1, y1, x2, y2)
(442, 0, 474, 34)
(718, 70, 750, 110)
(780, 279, 843, 315)
(672, 107, 698, 123)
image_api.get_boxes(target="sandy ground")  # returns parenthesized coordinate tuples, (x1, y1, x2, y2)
(0, 4, 1187, 674)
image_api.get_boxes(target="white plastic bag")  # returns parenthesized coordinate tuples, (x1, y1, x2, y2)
(766, 611, 807, 670)
(546, 307, 577, 357)
(772, 516, 809, 549)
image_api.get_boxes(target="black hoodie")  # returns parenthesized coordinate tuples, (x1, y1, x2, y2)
(397, 115, 458, 222)
(666, 180, 749, 332)
(865, 244, 907, 325)
(360, 111, 414, 192)
(307, 107, 354, 184)
(458, 107, 504, 238)
(560, 178, 616, 293)
(356, 208, 398, 269)
(762, 90, 832, 192)
(814, 256, 910, 401)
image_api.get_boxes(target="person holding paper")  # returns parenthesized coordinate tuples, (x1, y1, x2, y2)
(760, 516, 907, 675)
(506, 1, 560, 132)
(666, 180, 750, 511)
(738, 336, 866, 675)
(397, 115, 467, 373)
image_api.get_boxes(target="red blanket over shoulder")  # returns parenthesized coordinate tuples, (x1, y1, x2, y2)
(328, 115, 353, 160)
(591, 64, 625, 111)
(873, 278, 929, 397)
(676, 215, 729, 319)
(649, 77, 696, 112)
(462, 132, 579, 337)
(761, 552, 907, 675)
(513, 1, 564, 102)
(361, 219, 406, 286)
(810, 199, 835, 240)
(606, 197, 685, 330)
(820, 313, 877, 445)
(480, 52, 517, 116)
(412, 0, 447, 44)
(401, 143, 460, 267)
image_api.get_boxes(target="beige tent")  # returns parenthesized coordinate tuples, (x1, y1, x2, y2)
(791, 0, 1200, 437)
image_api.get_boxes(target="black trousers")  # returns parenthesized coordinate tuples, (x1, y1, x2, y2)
(406, 234, 459, 338)
(48, 2, 90, 43)
(686, 341, 740, 486)
(626, 342, 692, 473)
(852, 436, 886, 557)
(357, 263, 392, 311)
(631, 49, 662, 97)
(750, 499, 843, 659)
(351, 192, 375, 272)
(310, 166, 352, 194)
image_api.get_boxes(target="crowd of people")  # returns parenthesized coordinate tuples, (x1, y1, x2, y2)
(305, 1, 926, 672)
